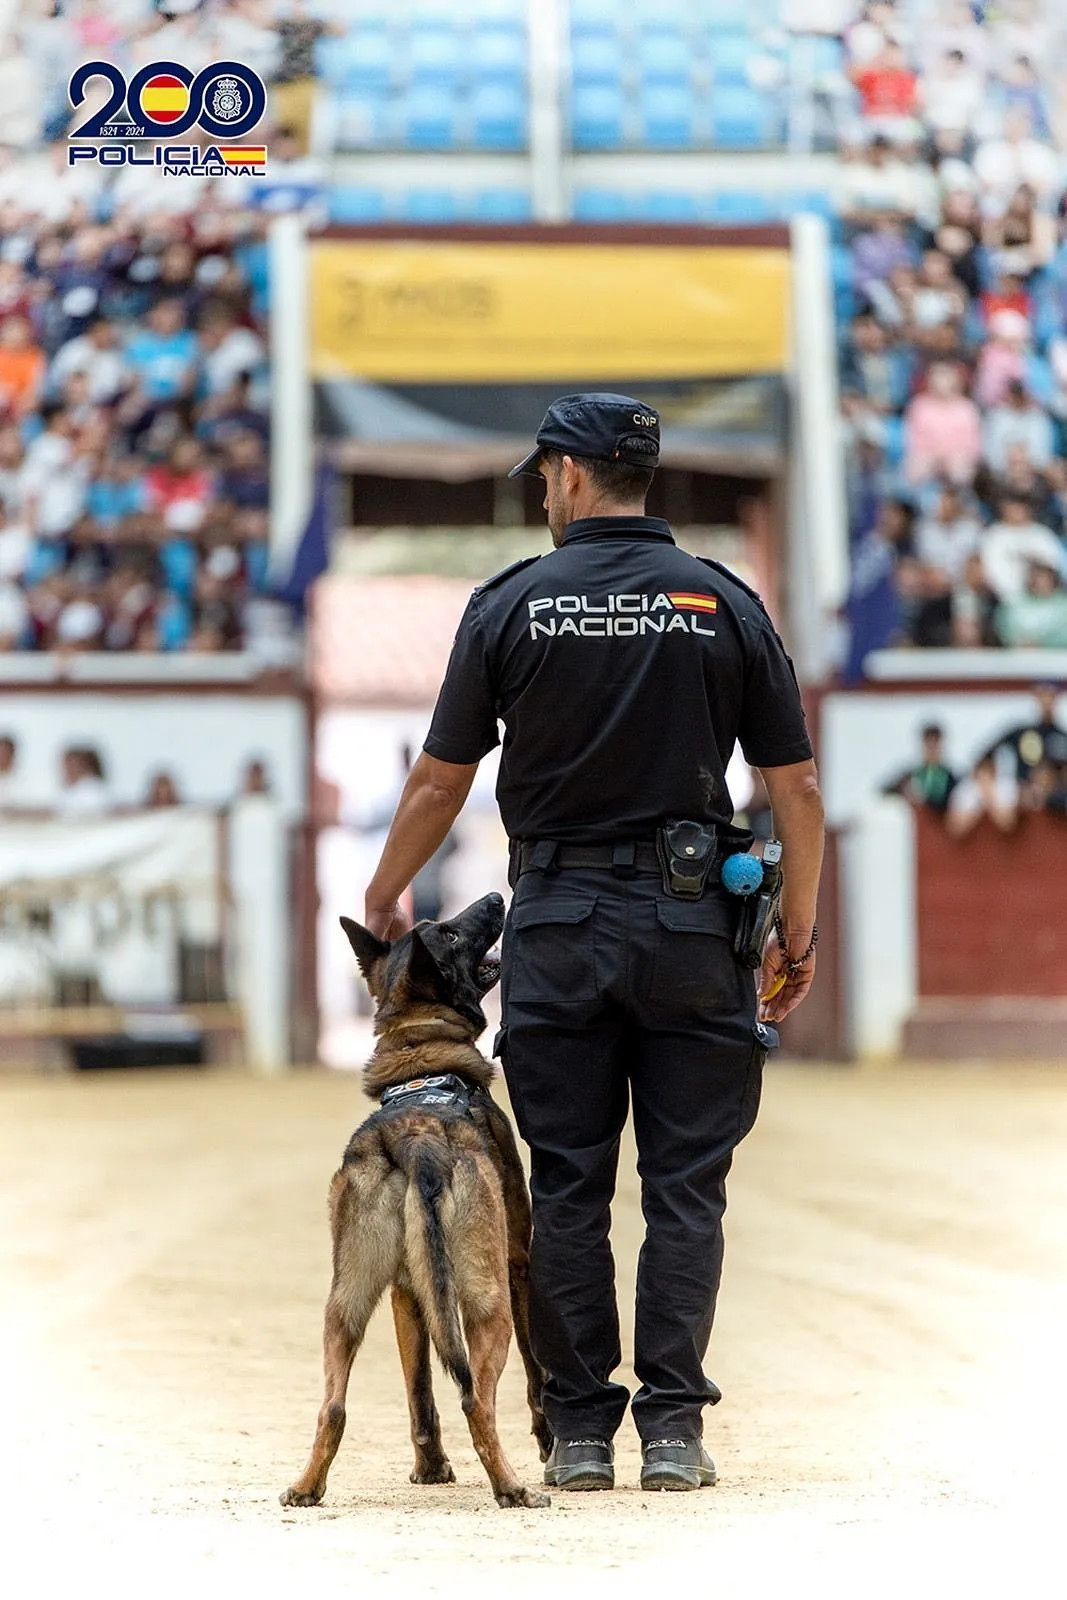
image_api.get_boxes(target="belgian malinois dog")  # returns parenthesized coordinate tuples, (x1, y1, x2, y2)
(281, 892, 552, 1510)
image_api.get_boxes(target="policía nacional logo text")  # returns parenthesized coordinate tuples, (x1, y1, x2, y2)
(67, 58, 268, 178)
(527, 591, 718, 639)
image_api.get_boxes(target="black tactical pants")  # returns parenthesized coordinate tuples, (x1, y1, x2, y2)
(497, 865, 767, 1445)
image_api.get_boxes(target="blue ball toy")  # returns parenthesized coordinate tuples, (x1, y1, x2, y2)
(721, 852, 764, 897)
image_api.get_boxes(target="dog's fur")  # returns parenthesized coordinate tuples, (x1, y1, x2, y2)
(281, 893, 552, 1510)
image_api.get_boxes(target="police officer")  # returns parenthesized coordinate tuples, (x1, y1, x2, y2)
(364, 393, 825, 1493)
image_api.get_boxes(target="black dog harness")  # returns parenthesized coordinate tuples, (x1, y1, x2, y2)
(377, 1073, 474, 1118)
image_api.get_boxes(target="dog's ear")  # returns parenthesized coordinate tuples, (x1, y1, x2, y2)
(339, 916, 389, 980)
(402, 927, 447, 1001)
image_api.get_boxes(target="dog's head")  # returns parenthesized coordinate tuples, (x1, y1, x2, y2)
(340, 892, 506, 1037)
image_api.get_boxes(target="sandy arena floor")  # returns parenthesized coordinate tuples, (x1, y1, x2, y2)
(1, 1062, 1065, 1599)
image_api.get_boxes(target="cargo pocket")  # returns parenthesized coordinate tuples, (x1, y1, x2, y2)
(646, 894, 739, 1014)
(505, 890, 598, 1003)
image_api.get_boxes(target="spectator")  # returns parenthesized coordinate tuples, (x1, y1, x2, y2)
(270, 1, 345, 156)
(981, 684, 1067, 782)
(996, 559, 1067, 648)
(983, 379, 1055, 473)
(911, 249, 968, 330)
(842, 312, 913, 412)
(881, 722, 957, 813)
(145, 770, 181, 807)
(840, 134, 937, 221)
(197, 306, 265, 397)
(929, 189, 983, 297)
(144, 435, 214, 534)
(0, 734, 22, 805)
(918, 49, 984, 143)
(993, 55, 1052, 141)
(56, 745, 110, 817)
(122, 297, 199, 405)
(973, 308, 1050, 411)
(948, 551, 999, 647)
(20, 404, 89, 539)
(0, 315, 46, 419)
(103, 560, 158, 651)
(973, 107, 1060, 211)
(982, 184, 1055, 276)
(904, 360, 982, 486)
(85, 452, 148, 531)
(852, 40, 920, 143)
(196, 371, 268, 449)
(50, 317, 128, 406)
(852, 212, 915, 299)
(240, 757, 271, 797)
(0, 32, 44, 149)
(981, 495, 1064, 602)
(945, 753, 1018, 838)
(915, 482, 981, 584)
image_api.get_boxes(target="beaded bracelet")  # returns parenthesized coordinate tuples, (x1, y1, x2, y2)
(773, 916, 818, 977)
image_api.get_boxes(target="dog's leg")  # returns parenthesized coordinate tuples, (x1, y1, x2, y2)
(462, 1306, 550, 1510)
(391, 1282, 455, 1485)
(280, 1297, 359, 1507)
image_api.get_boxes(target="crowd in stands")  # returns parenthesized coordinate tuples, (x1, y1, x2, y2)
(836, 0, 1067, 675)
(882, 684, 1067, 827)
(0, 0, 332, 654)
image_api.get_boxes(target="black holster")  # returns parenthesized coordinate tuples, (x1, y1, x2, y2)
(656, 820, 719, 900)
(734, 843, 783, 968)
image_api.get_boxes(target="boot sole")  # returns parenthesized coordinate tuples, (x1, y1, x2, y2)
(543, 1467, 615, 1492)
(640, 1466, 717, 1492)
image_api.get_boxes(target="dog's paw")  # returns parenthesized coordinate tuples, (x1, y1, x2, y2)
(410, 1461, 456, 1485)
(496, 1484, 551, 1509)
(279, 1485, 324, 1507)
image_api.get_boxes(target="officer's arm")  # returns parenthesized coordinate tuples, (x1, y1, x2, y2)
(757, 758, 825, 1022)
(364, 753, 479, 939)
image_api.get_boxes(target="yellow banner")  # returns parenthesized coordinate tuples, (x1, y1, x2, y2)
(309, 241, 790, 382)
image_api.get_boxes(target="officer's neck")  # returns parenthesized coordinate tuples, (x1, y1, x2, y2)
(555, 494, 649, 545)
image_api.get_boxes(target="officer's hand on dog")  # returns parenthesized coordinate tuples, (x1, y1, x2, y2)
(364, 899, 412, 941)
(758, 933, 816, 1023)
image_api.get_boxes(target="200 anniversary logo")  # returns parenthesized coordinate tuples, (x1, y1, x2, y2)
(67, 58, 268, 178)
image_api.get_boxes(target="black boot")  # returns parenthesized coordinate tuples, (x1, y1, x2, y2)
(543, 1438, 615, 1491)
(640, 1438, 717, 1492)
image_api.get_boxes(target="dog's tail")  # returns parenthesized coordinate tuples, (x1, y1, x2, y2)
(402, 1144, 474, 1410)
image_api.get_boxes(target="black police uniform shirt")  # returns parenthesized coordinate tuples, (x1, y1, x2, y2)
(424, 516, 813, 845)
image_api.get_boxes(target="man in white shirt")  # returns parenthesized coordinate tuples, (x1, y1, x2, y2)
(981, 494, 1065, 601)
(973, 108, 1061, 210)
(983, 380, 1055, 473)
(918, 49, 984, 135)
(916, 483, 981, 583)
(50, 319, 128, 406)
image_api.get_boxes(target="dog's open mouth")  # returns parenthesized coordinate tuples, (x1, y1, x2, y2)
(476, 947, 502, 993)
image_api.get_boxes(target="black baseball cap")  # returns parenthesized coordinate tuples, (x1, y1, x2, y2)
(508, 392, 661, 479)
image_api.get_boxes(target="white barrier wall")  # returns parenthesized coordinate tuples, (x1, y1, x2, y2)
(841, 796, 917, 1058)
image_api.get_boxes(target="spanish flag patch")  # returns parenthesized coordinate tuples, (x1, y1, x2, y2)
(667, 593, 718, 614)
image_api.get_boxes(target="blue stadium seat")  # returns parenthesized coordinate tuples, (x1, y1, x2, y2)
(329, 186, 387, 224)
(711, 86, 775, 147)
(400, 86, 460, 149)
(639, 190, 701, 222)
(471, 81, 527, 149)
(637, 28, 691, 86)
(400, 189, 459, 223)
(470, 189, 533, 222)
(409, 23, 462, 86)
(702, 0, 764, 30)
(788, 190, 834, 219)
(640, 84, 697, 147)
(333, 90, 389, 148)
(331, 28, 393, 93)
(571, 83, 625, 148)
(709, 32, 757, 85)
(571, 30, 624, 85)
(702, 191, 778, 223)
(570, 0, 621, 22)
(472, 22, 526, 81)
(572, 189, 634, 222)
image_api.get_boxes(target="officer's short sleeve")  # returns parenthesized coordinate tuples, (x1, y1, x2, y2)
(738, 621, 814, 768)
(423, 597, 500, 765)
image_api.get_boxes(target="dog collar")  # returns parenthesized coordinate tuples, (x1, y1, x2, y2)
(378, 1073, 473, 1114)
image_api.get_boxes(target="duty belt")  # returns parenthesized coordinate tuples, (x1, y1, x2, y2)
(513, 839, 662, 877)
